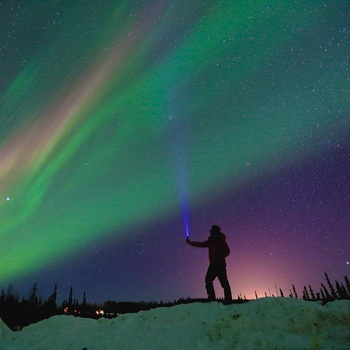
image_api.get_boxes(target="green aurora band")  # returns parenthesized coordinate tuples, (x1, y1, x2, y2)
(0, 1, 349, 282)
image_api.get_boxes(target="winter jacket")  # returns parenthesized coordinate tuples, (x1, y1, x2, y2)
(188, 232, 230, 263)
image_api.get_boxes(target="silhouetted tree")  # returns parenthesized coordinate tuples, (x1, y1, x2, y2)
(335, 281, 348, 299)
(321, 283, 332, 300)
(292, 284, 298, 299)
(325, 272, 337, 299)
(0, 289, 5, 299)
(69, 287, 73, 306)
(42, 283, 58, 318)
(81, 291, 87, 314)
(309, 285, 316, 300)
(29, 283, 38, 308)
(302, 286, 310, 300)
(68, 287, 73, 313)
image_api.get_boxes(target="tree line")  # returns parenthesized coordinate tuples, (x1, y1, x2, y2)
(1, 272, 349, 331)
(0, 283, 178, 331)
(290, 272, 350, 301)
(249, 272, 350, 301)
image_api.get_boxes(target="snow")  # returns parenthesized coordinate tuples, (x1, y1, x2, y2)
(1, 297, 350, 349)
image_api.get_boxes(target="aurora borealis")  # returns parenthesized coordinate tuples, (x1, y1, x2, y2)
(1, 1, 349, 302)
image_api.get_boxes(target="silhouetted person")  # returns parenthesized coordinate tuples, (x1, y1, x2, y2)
(186, 225, 232, 303)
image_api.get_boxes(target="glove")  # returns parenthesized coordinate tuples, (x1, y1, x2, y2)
(186, 237, 190, 244)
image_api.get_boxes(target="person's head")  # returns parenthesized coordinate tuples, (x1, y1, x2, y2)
(210, 225, 221, 235)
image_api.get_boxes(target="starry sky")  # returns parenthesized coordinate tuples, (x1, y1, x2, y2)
(1, 0, 349, 303)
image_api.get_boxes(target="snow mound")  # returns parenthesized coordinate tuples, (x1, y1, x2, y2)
(1, 298, 350, 349)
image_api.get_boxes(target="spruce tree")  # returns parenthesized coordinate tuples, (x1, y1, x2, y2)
(29, 283, 38, 308)
(344, 275, 350, 296)
(68, 287, 73, 314)
(335, 281, 348, 299)
(0, 289, 5, 303)
(321, 283, 332, 300)
(303, 286, 310, 300)
(325, 272, 337, 299)
(81, 292, 87, 315)
(292, 284, 298, 299)
(44, 283, 58, 317)
(308, 285, 316, 300)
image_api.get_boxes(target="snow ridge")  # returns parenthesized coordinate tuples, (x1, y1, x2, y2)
(1, 298, 350, 349)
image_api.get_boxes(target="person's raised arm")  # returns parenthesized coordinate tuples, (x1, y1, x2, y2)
(186, 238, 209, 247)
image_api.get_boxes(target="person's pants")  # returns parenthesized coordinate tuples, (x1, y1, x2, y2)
(205, 262, 232, 302)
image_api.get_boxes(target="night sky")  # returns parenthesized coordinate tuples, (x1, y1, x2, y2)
(1, 0, 349, 303)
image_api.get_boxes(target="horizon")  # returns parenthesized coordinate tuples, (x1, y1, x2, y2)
(2, 271, 347, 305)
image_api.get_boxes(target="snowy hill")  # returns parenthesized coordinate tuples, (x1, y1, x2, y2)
(1, 298, 350, 349)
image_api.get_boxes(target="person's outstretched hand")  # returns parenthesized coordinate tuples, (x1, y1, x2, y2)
(186, 237, 190, 244)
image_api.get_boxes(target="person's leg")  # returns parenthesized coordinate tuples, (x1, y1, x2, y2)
(218, 264, 232, 302)
(205, 264, 217, 301)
